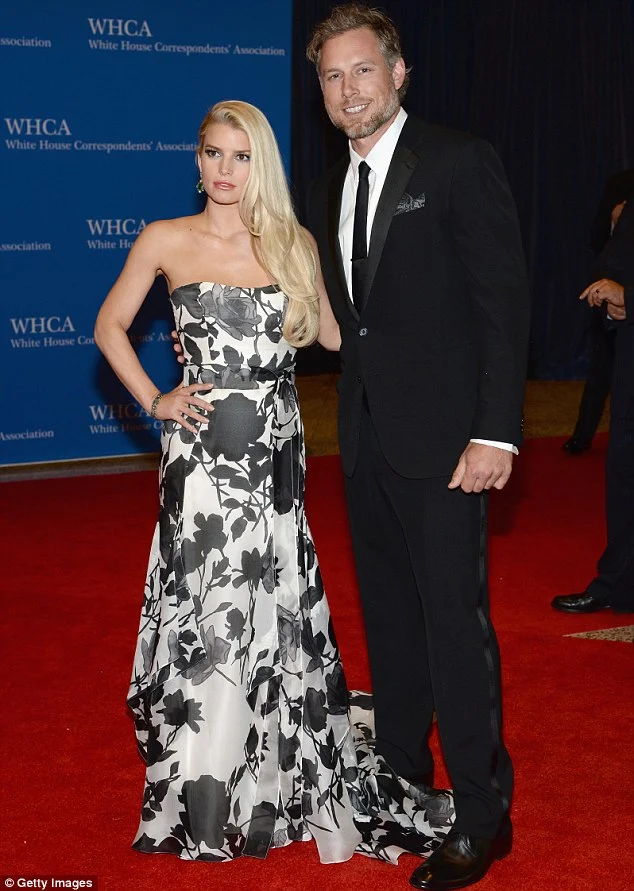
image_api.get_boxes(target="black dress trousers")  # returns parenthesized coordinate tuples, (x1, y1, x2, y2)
(588, 320, 634, 610)
(344, 403, 513, 839)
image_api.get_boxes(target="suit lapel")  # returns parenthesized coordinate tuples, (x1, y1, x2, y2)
(362, 142, 418, 308)
(326, 159, 359, 321)
(320, 115, 429, 318)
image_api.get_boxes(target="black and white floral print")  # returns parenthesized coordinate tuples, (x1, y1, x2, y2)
(127, 283, 453, 864)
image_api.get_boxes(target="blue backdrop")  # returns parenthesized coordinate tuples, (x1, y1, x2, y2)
(0, 0, 291, 466)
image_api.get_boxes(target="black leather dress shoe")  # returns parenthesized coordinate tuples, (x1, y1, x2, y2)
(410, 823, 512, 890)
(551, 591, 610, 613)
(562, 437, 591, 455)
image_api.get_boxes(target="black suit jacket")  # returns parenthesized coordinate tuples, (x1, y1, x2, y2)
(590, 168, 634, 256)
(308, 114, 531, 478)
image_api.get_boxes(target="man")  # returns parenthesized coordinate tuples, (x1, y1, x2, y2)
(563, 171, 633, 456)
(306, 5, 530, 889)
(553, 199, 634, 615)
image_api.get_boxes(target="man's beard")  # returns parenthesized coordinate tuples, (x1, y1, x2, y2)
(331, 90, 400, 140)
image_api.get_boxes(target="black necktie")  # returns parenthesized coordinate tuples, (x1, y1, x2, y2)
(351, 160, 371, 310)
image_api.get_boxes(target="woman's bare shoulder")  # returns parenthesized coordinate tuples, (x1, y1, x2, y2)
(140, 214, 203, 243)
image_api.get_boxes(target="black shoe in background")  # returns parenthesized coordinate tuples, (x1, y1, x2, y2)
(562, 437, 591, 455)
(551, 591, 610, 613)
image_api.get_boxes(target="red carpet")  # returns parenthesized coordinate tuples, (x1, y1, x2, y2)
(1, 434, 633, 891)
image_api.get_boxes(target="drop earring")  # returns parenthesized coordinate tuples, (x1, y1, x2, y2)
(196, 178, 205, 195)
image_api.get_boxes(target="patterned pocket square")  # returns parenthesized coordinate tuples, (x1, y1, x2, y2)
(394, 192, 426, 216)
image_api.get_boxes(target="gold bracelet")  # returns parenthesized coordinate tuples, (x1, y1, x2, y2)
(150, 391, 163, 418)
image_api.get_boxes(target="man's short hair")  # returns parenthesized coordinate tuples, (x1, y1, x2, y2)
(306, 3, 410, 100)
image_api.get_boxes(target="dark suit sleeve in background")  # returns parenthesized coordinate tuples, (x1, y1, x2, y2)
(590, 168, 634, 255)
(449, 138, 531, 446)
(595, 197, 634, 287)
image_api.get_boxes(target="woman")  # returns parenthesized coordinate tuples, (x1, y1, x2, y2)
(95, 100, 452, 864)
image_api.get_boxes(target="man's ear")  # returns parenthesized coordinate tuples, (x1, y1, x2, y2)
(392, 57, 406, 91)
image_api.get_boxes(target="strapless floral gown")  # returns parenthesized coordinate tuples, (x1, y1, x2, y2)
(127, 282, 453, 863)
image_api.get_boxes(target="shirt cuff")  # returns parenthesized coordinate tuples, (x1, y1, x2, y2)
(470, 438, 519, 455)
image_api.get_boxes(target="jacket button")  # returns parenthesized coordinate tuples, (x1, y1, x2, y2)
(359, 327, 368, 336)
(356, 375, 362, 383)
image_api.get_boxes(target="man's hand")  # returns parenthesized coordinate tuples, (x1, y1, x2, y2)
(581, 278, 626, 317)
(448, 442, 513, 493)
(172, 330, 185, 364)
(604, 303, 627, 321)
(611, 200, 627, 230)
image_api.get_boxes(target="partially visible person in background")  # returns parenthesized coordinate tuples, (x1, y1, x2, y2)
(563, 168, 634, 455)
(553, 198, 634, 614)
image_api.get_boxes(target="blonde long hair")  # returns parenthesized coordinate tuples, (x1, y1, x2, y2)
(197, 101, 319, 348)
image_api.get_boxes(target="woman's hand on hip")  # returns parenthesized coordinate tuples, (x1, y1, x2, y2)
(154, 383, 214, 433)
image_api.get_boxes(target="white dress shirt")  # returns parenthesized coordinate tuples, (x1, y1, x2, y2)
(338, 108, 517, 455)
